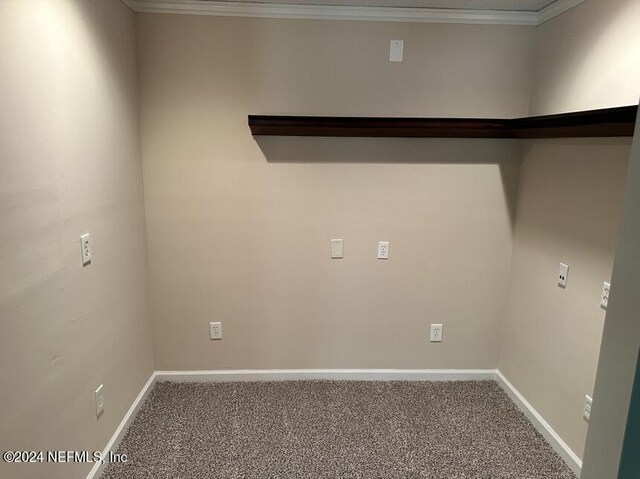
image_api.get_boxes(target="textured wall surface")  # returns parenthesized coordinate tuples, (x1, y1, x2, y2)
(498, 0, 639, 464)
(498, 138, 631, 460)
(137, 14, 532, 370)
(0, 1, 154, 478)
(1, 1, 638, 477)
(530, 0, 640, 115)
(581, 111, 640, 479)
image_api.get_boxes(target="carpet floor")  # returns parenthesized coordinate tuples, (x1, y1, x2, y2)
(102, 380, 576, 479)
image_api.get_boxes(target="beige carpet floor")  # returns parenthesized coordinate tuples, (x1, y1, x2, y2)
(102, 380, 576, 478)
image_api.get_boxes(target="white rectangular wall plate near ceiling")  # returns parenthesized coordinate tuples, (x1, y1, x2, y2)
(430, 324, 443, 342)
(80, 233, 92, 266)
(377, 241, 389, 259)
(389, 40, 403, 62)
(209, 321, 222, 340)
(95, 384, 104, 418)
(330, 239, 344, 259)
(601, 281, 611, 309)
(558, 262, 569, 287)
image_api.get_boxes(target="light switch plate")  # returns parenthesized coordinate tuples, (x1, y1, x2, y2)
(389, 40, 404, 62)
(330, 239, 344, 259)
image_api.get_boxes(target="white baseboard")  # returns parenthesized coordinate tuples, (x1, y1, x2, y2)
(154, 368, 496, 382)
(88, 368, 580, 478)
(495, 370, 582, 476)
(86, 372, 157, 479)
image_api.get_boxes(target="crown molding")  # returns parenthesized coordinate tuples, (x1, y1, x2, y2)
(537, 0, 585, 24)
(121, 0, 585, 25)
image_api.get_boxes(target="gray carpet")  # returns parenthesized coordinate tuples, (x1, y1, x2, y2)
(102, 380, 576, 478)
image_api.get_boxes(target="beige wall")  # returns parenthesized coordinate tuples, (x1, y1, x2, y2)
(497, 0, 639, 464)
(0, 1, 154, 478)
(530, 0, 640, 115)
(498, 138, 631, 460)
(582, 107, 640, 479)
(137, 14, 532, 370)
(1, 2, 635, 477)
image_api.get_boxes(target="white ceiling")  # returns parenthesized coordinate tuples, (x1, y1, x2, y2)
(212, 0, 559, 12)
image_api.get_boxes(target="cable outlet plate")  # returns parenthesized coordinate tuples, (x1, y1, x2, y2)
(389, 40, 404, 62)
(558, 262, 569, 287)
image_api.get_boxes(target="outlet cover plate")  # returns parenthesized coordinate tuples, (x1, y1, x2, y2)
(584, 394, 592, 421)
(430, 323, 443, 342)
(80, 233, 92, 266)
(377, 241, 389, 259)
(209, 321, 222, 340)
(95, 384, 104, 418)
(601, 281, 610, 309)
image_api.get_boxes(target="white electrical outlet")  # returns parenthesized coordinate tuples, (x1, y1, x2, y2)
(377, 241, 389, 259)
(583, 394, 592, 421)
(95, 384, 104, 418)
(601, 281, 611, 309)
(558, 262, 569, 287)
(80, 233, 92, 266)
(330, 239, 344, 259)
(430, 323, 443, 342)
(209, 321, 222, 340)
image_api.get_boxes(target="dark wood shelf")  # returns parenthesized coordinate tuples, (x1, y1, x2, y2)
(510, 106, 637, 138)
(248, 105, 637, 139)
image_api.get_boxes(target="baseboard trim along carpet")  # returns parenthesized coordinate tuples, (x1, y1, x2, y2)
(154, 368, 496, 382)
(495, 370, 582, 476)
(87, 369, 581, 478)
(86, 373, 157, 479)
